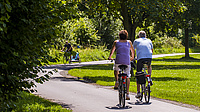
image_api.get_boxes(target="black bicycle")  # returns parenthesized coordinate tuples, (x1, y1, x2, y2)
(135, 61, 151, 103)
(118, 65, 128, 108)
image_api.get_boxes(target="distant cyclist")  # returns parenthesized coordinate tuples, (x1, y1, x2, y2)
(61, 41, 73, 61)
(108, 30, 135, 100)
(133, 31, 153, 98)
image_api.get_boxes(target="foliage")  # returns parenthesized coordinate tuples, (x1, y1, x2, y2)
(80, 0, 184, 42)
(93, 15, 123, 49)
(59, 17, 100, 47)
(0, 0, 77, 111)
(68, 54, 200, 107)
(153, 36, 183, 49)
(192, 34, 200, 45)
(78, 47, 110, 62)
(12, 91, 71, 112)
(173, 0, 200, 57)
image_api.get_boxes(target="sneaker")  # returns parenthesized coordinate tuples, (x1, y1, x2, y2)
(114, 82, 119, 90)
(135, 92, 142, 99)
(126, 94, 130, 100)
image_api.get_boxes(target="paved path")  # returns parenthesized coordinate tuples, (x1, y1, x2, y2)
(34, 53, 200, 112)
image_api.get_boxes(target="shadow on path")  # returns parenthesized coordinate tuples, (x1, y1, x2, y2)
(106, 104, 132, 110)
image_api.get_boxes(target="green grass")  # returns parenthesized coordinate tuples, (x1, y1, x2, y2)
(12, 91, 72, 112)
(68, 54, 200, 107)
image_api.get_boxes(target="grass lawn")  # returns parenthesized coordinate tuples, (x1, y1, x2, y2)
(12, 91, 72, 112)
(68, 54, 200, 107)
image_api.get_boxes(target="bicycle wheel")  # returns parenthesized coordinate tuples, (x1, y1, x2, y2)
(118, 79, 122, 106)
(139, 84, 145, 101)
(121, 82, 126, 108)
(145, 85, 150, 103)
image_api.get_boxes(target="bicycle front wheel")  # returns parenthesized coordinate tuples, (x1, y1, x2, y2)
(144, 85, 150, 103)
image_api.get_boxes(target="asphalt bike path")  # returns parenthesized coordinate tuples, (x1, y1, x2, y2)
(34, 53, 200, 112)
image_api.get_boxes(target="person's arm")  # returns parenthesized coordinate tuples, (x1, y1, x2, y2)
(150, 40, 153, 54)
(108, 40, 117, 60)
(129, 40, 135, 61)
(61, 46, 65, 51)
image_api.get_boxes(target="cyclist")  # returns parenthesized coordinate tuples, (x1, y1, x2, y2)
(108, 30, 135, 100)
(61, 41, 73, 61)
(133, 31, 153, 98)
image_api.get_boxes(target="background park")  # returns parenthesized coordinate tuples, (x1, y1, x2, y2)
(1, 0, 200, 111)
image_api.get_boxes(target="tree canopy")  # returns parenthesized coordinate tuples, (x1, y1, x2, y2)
(1, 0, 200, 110)
(0, 0, 78, 110)
(80, 0, 184, 42)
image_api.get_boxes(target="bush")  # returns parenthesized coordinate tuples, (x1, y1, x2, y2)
(153, 36, 183, 49)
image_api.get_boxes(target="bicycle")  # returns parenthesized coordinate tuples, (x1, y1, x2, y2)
(117, 64, 128, 108)
(135, 61, 152, 103)
(62, 51, 71, 64)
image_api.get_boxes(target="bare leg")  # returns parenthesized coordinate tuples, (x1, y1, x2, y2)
(114, 70, 119, 88)
(147, 65, 152, 75)
(137, 83, 140, 93)
(114, 70, 119, 82)
(147, 65, 153, 85)
(126, 78, 130, 94)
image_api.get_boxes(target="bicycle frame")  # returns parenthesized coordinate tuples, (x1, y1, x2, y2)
(142, 64, 151, 86)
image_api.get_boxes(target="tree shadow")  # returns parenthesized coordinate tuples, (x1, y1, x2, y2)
(75, 64, 113, 70)
(82, 76, 115, 83)
(50, 76, 98, 83)
(152, 77, 188, 81)
(152, 65, 200, 70)
(152, 56, 200, 62)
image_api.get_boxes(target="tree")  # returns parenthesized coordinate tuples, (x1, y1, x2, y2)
(0, 0, 77, 110)
(175, 0, 200, 58)
(60, 17, 101, 47)
(80, 0, 183, 42)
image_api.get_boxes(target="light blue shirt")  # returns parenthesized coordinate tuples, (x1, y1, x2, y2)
(133, 37, 153, 60)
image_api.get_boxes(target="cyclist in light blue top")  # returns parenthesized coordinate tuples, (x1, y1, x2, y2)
(133, 31, 153, 98)
(108, 30, 135, 100)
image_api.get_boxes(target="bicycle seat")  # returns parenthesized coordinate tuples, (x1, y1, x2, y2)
(118, 65, 128, 70)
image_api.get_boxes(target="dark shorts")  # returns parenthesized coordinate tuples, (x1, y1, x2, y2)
(137, 58, 152, 72)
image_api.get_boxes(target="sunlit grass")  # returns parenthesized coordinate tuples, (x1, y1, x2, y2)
(68, 54, 200, 107)
(12, 91, 72, 112)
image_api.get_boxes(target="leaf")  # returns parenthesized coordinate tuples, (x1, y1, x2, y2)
(5, 4, 12, 12)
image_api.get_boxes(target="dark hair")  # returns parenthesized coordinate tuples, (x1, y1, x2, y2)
(119, 30, 128, 40)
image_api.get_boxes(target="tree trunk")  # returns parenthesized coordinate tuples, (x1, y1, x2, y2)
(185, 28, 190, 58)
(120, 1, 136, 42)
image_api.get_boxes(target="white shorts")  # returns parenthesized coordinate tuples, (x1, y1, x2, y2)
(113, 64, 131, 78)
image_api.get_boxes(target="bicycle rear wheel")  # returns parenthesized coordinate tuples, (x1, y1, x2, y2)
(118, 79, 122, 106)
(118, 79, 125, 108)
(144, 85, 150, 103)
(121, 83, 126, 108)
